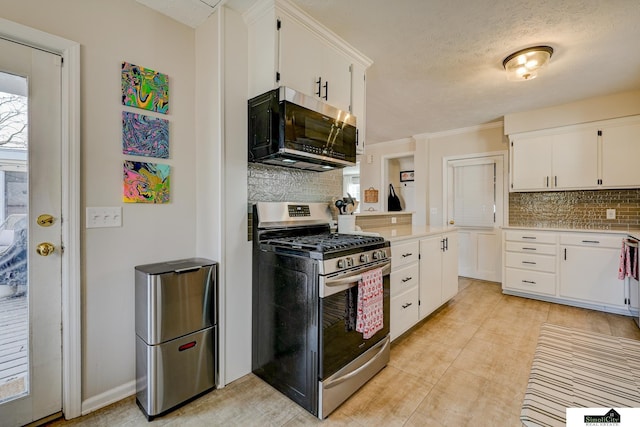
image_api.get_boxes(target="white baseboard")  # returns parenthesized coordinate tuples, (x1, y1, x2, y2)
(81, 380, 136, 416)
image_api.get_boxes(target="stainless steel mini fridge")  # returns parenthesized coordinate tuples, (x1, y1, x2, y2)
(135, 258, 217, 420)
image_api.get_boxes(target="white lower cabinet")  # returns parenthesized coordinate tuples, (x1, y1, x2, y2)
(390, 230, 459, 341)
(419, 232, 459, 319)
(503, 229, 632, 314)
(390, 287, 419, 340)
(559, 234, 626, 309)
(390, 240, 420, 340)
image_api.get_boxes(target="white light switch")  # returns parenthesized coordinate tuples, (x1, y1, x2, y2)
(86, 207, 122, 228)
(606, 209, 616, 219)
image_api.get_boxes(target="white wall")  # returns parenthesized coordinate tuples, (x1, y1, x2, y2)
(0, 0, 199, 410)
(195, 6, 251, 387)
(504, 89, 640, 135)
(358, 138, 415, 213)
(417, 123, 506, 227)
(220, 7, 252, 385)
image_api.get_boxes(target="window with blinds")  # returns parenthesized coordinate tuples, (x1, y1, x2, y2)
(452, 162, 496, 227)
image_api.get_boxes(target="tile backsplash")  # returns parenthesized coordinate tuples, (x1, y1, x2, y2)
(509, 189, 640, 230)
(247, 163, 343, 239)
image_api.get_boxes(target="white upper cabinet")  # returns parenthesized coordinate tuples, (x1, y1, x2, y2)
(510, 128, 598, 191)
(278, 14, 352, 112)
(246, 0, 372, 144)
(350, 62, 366, 154)
(509, 115, 640, 192)
(600, 118, 640, 188)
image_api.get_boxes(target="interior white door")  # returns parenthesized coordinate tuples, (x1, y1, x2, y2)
(445, 154, 505, 282)
(0, 38, 62, 426)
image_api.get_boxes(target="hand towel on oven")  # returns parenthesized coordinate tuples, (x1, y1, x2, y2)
(618, 239, 638, 280)
(357, 267, 384, 339)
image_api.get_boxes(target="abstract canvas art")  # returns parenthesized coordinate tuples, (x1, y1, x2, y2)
(123, 161, 170, 204)
(122, 111, 169, 158)
(121, 62, 169, 114)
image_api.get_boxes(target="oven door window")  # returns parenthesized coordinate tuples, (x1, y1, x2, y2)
(319, 275, 390, 379)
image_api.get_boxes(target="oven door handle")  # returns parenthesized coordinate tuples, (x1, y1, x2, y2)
(324, 262, 391, 288)
(323, 335, 390, 390)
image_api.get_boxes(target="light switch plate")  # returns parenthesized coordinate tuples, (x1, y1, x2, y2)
(606, 208, 616, 219)
(86, 207, 122, 228)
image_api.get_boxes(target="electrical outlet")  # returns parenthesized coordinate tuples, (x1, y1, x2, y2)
(391, 217, 397, 224)
(606, 209, 616, 219)
(86, 207, 122, 228)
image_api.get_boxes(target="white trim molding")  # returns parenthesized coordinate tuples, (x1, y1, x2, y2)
(0, 18, 82, 420)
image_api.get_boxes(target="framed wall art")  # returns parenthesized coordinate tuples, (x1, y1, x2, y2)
(122, 111, 169, 158)
(400, 170, 414, 182)
(121, 61, 169, 114)
(123, 160, 170, 204)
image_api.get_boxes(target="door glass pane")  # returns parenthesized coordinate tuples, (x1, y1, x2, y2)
(0, 72, 29, 404)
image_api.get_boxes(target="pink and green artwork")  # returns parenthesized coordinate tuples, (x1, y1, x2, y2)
(121, 62, 169, 114)
(122, 111, 169, 158)
(123, 161, 170, 204)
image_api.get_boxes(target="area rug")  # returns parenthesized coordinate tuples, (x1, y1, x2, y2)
(520, 323, 640, 427)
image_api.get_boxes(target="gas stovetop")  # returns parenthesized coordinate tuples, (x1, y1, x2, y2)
(264, 233, 386, 254)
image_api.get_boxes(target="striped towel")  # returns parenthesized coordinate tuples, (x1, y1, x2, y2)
(357, 268, 384, 339)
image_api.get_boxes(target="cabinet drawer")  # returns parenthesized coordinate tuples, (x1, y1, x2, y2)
(505, 241, 557, 255)
(391, 263, 419, 296)
(505, 230, 556, 244)
(390, 286, 419, 340)
(504, 268, 556, 296)
(505, 252, 556, 273)
(391, 240, 419, 268)
(559, 233, 626, 249)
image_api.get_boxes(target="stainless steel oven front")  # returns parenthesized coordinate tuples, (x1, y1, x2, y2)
(318, 258, 391, 418)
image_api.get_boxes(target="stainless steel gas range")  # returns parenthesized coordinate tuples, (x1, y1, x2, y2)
(252, 202, 391, 419)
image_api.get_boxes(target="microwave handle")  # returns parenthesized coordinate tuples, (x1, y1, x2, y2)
(356, 128, 359, 148)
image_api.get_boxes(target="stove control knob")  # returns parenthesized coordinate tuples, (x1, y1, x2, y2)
(337, 259, 345, 269)
(360, 254, 370, 263)
(373, 251, 381, 260)
(346, 257, 354, 267)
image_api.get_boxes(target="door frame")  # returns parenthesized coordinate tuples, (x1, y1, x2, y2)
(0, 19, 82, 419)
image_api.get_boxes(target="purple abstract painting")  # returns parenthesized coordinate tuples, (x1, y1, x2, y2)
(122, 111, 169, 158)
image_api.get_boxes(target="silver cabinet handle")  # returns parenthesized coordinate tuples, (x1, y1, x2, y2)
(522, 280, 536, 284)
(522, 236, 537, 240)
(402, 302, 413, 309)
(522, 247, 537, 251)
(581, 240, 600, 244)
(401, 277, 412, 283)
(402, 253, 413, 258)
(522, 261, 537, 265)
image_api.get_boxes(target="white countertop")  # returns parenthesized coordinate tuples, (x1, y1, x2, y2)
(355, 211, 414, 216)
(502, 225, 640, 240)
(361, 225, 454, 242)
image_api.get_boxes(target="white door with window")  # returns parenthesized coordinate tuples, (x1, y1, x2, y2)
(445, 154, 506, 282)
(0, 38, 62, 426)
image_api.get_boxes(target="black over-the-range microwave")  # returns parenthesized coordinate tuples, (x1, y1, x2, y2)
(248, 87, 357, 172)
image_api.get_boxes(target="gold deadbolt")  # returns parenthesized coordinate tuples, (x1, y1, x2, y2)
(37, 214, 55, 227)
(36, 242, 55, 256)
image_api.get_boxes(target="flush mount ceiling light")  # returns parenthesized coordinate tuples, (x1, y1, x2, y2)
(503, 46, 554, 81)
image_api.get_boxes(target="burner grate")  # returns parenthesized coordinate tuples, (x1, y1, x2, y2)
(265, 233, 385, 253)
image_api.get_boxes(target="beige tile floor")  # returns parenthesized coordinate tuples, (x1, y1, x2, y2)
(46, 278, 640, 426)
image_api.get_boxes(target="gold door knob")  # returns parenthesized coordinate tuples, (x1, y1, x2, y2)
(36, 242, 55, 256)
(449, 220, 455, 225)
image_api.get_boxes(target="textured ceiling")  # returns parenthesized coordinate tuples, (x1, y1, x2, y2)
(139, 0, 640, 144)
